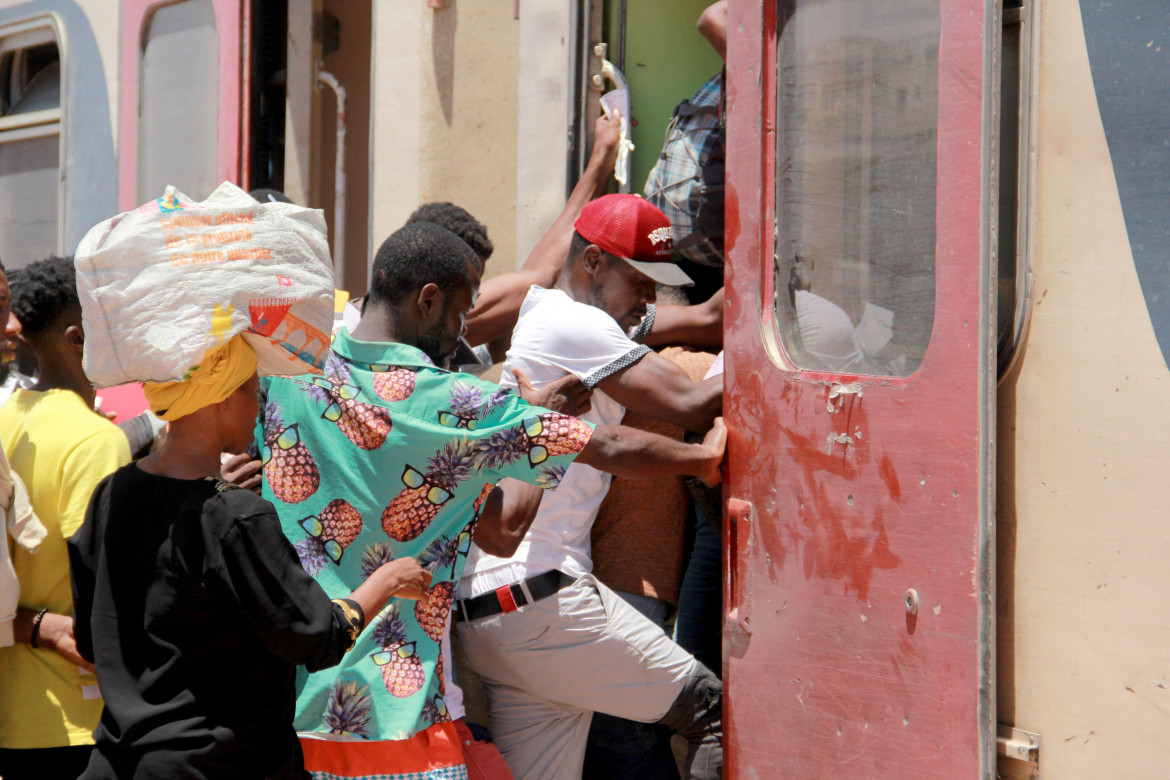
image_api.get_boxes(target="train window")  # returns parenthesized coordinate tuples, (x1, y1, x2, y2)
(137, 0, 218, 202)
(772, 1, 939, 377)
(0, 23, 62, 269)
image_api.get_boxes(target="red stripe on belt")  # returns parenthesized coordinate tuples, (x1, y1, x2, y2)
(495, 584, 519, 613)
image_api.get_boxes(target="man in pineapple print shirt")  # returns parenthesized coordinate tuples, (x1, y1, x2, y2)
(456, 194, 725, 780)
(259, 223, 724, 780)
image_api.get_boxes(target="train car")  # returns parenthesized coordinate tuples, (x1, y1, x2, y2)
(722, 0, 1170, 777)
(1, 0, 1166, 778)
(0, 0, 717, 294)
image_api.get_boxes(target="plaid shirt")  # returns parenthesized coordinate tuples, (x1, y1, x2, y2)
(642, 73, 724, 268)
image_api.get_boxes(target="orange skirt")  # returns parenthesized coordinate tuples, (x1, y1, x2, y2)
(301, 722, 468, 780)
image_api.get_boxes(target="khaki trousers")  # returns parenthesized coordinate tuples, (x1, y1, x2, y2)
(455, 575, 698, 780)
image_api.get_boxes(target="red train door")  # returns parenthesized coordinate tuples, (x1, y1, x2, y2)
(723, 1, 997, 777)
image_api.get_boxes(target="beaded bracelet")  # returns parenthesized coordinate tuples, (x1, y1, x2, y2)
(30, 608, 48, 649)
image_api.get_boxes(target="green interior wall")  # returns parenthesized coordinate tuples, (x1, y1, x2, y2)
(602, 0, 724, 194)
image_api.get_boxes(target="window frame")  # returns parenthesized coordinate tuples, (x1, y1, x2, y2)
(0, 14, 66, 259)
(997, 0, 1040, 380)
(763, 0, 944, 386)
(118, 0, 241, 211)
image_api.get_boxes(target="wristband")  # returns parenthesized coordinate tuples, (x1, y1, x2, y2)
(30, 608, 48, 649)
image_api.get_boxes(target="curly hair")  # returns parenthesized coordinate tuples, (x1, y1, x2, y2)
(369, 223, 477, 308)
(406, 202, 493, 263)
(10, 256, 79, 338)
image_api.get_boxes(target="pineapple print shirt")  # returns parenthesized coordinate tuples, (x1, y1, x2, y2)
(257, 328, 594, 743)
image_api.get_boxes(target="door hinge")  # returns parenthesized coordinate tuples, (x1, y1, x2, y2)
(996, 724, 1040, 780)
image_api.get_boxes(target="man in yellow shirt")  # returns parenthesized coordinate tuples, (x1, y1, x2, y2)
(0, 257, 131, 779)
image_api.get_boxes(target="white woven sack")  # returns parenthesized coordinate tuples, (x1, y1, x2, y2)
(76, 182, 335, 386)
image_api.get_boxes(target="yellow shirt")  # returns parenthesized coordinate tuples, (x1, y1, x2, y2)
(0, 389, 131, 748)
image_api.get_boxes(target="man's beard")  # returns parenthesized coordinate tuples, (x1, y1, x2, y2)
(417, 307, 452, 368)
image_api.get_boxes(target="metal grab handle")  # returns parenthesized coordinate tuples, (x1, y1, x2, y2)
(725, 498, 753, 660)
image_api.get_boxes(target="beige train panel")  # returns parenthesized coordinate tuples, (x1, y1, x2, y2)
(997, 2, 1170, 778)
(76, 0, 120, 149)
(369, 0, 424, 276)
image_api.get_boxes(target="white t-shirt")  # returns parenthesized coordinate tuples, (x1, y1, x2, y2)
(458, 286, 650, 598)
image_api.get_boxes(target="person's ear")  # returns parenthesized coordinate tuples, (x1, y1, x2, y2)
(582, 245, 604, 276)
(416, 283, 443, 324)
(64, 323, 85, 353)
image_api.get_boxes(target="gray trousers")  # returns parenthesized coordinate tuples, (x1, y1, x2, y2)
(455, 574, 721, 780)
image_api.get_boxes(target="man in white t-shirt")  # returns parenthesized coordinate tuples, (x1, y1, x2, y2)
(455, 194, 723, 779)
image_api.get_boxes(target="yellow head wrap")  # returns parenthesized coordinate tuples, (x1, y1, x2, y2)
(143, 335, 258, 422)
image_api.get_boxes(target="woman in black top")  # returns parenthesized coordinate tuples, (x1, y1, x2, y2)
(69, 340, 429, 779)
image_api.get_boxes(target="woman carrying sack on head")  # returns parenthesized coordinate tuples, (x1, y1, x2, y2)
(68, 333, 431, 779)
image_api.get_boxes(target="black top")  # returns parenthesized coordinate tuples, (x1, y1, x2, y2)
(69, 464, 353, 780)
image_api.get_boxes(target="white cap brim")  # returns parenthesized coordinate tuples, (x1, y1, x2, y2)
(620, 256, 694, 287)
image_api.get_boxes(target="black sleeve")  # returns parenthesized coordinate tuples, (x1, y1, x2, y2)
(205, 490, 352, 672)
(67, 475, 112, 664)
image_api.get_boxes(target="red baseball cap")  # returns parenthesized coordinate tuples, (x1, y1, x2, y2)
(574, 194, 694, 286)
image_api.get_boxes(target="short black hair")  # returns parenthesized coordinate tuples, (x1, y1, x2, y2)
(368, 223, 478, 308)
(10, 256, 79, 338)
(249, 188, 293, 204)
(406, 202, 494, 263)
(568, 230, 591, 264)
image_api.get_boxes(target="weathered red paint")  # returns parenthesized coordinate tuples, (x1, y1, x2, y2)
(723, 0, 990, 777)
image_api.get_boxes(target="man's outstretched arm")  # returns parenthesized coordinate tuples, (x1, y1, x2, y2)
(474, 418, 726, 556)
(644, 288, 724, 350)
(464, 111, 622, 349)
(698, 1, 729, 61)
(576, 417, 726, 487)
(596, 349, 723, 434)
(468, 478, 545, 558)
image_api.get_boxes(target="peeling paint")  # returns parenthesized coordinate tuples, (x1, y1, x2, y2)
(826, 382, 864, 412)
(826, 432, 855, 453)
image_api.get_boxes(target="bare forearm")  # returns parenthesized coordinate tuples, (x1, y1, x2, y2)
(16, 607, 94, 671)
(698, 1, 729, 60)
(348, 570, 407, 624)
(519, 124, 619, 280)
(690, 376, 725, 432)
(577, 425, 715, 481)
(12, 606, 40, 644)
(348, 558, 431, 623)
(645, 289, 724, 349)
(472, 479, 544, 558)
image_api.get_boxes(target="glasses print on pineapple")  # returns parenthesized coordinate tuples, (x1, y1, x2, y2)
(437, 410, 478, 430)
(520, 416, 549, 468)
(311, 377, 360, 421)
(401, 465, 454, 507)
(371, 642, 418, 668)
(447, 528, 473, 578)
(263, 424, 303, 464)
(300, 516, 344, 564)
